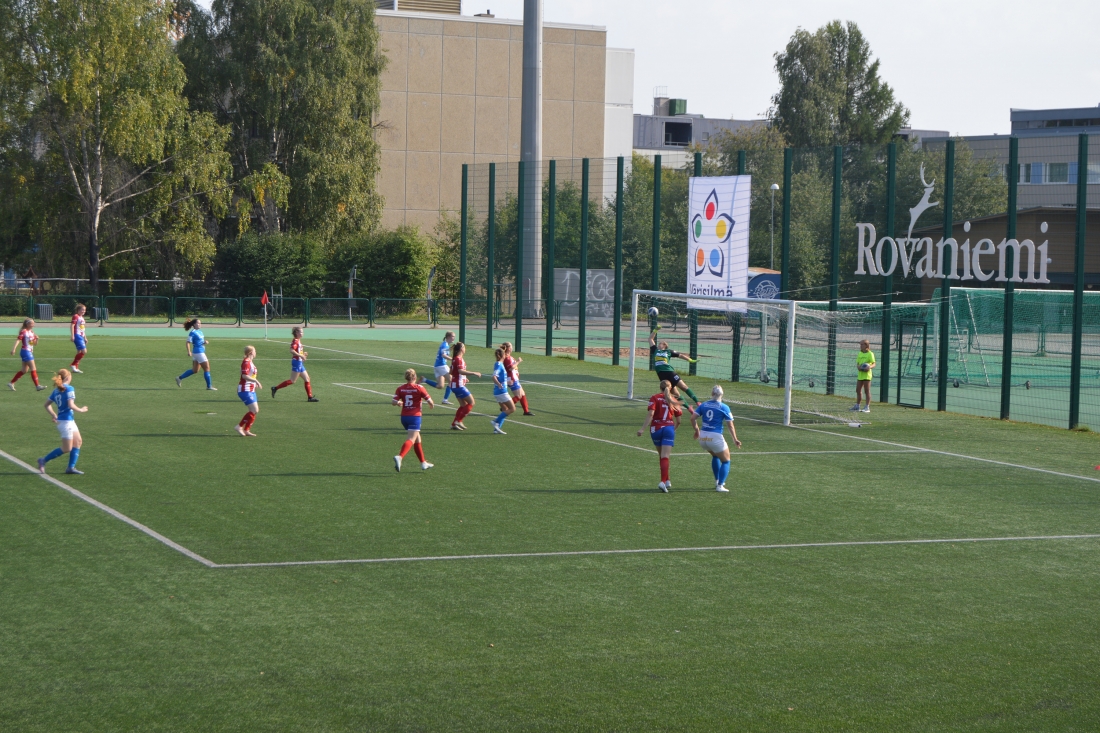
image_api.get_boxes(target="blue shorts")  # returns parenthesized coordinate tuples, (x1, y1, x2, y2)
(650, 425, 676, 447)
(74, 336, 87, 351)
(452, 385, 471, 400)
(401, 415, 422, 431)
(238, 389, 258, 406)
(291, 359, 306, 373)
(509, 380, 522, 392)
(20, 349, 33, 363)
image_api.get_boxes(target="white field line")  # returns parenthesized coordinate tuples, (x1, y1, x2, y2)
(0, 448, 217, 567)
(673, 450, 925, 457)
(212, 534, 1100, 569)
(333, 383, 656, 454)
(311, 342, 1100, 484)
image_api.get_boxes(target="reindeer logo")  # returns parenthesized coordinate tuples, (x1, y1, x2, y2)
(907, 164, 939, 240)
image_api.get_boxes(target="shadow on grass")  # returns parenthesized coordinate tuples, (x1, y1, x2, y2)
(522, 374, 622, 384)
(250, 472, 393, 478)
(511, 487, 720, 494)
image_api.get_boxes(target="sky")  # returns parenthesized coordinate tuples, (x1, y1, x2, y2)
(469, 0, 1100, 136)
(193, 0, 1100, 136)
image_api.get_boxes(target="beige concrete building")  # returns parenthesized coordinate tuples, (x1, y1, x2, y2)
(374, 3, 634, 230)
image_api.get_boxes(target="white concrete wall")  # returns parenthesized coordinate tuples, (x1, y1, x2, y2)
(604, 47, 635, 162)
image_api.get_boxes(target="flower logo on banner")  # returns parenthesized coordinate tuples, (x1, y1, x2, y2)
(691, 189, 734, 277)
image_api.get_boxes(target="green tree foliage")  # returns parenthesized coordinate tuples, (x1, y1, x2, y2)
(177, 0, 386, 239)
(329, 226, 432, 300)
(214, 231, 327, 297)
(0, 0, 233, 287)
(771, 21, 909, 148)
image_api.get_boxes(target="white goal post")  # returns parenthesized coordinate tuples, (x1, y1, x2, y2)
(628, 289, 797, 426)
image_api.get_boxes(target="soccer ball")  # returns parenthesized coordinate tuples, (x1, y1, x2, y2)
(647, 307, 659, 318)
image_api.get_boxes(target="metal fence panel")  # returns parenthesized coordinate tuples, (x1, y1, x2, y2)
(307, 298, 373, 324)
(174, 297, 240, 325)
(101, 296, 172, 324)
(241, 297, 306, 324)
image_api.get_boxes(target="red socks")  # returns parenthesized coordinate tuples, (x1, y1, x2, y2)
(304, 380, 313, 398)
(11, 371, 23, 384)
(453, 405, 471, 424)
(659, 458, 670, 483)
(399, 440, 413, 458)
(518, 395, 530, 413)
(239, 413, 256, 430)
(274, 379, 293, 392)
(31, 370, 39, 387)
(413, 443, 425, 462)
(72, 352, 85, 367)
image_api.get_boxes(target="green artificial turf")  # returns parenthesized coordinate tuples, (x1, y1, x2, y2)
(2, 334, 1100, 731)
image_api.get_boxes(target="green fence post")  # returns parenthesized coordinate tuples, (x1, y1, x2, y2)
(775, 148, 792, 387)
(369, 298, 375, 327)
(578, 158, 589, 361)
(825, 145, 842, 396)
(652, 155, 661, 291)
(1070, 133, 1089, 429)
(688, 152, 702, 376)
(460, 163, 468, 344)
(937, 140, 956, 412)
(1000, 138, 1018, 420)
(879, 142, 897, 403)
(612, 156, 624, 366)
(516, 160, 525, 353)
(486, 162, 496, 349)
(545, 160, 556, 357)
(733, 150, 748, 382)
(170, 296, 176, 326)
(237, 297, 243, 327)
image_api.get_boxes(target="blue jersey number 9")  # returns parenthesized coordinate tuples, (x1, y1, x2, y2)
(706, 409, 714, 421)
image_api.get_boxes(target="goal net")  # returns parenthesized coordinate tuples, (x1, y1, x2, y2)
(627, 290, 930, 427)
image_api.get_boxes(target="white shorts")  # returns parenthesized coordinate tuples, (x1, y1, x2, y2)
(192, 352, 209, 365)
(434, 365, 450, 379)
(697, 431, 728, 454)
(494, 392, 513, 403)
(57, 420, 78, 440)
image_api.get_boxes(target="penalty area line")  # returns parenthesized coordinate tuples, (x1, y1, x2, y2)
(213, 534, 1100, 569)
(0, 447, 217, 567)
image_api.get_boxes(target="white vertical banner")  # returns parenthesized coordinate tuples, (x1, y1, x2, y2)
(687, 175, 750, 311)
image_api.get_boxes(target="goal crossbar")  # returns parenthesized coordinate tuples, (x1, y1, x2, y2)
(628, 290, 797, 426)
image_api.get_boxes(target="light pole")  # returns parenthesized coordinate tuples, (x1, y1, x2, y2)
(769, 183, 779, 270)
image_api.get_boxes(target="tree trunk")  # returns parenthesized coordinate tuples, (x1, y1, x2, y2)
(88, 220, 100, 293)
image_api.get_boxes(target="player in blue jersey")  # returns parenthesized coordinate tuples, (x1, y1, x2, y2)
(689, 385, 742, 493)
(176, 318, 215, 390)
(37, 369, 89, 475)
(490, 348, 515, 434)
(419, 331, 455, 404)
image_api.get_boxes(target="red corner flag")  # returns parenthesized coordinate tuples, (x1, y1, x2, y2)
(261, 290, 269, 306)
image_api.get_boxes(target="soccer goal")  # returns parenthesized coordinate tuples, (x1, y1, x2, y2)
(627, 290, 904, 427)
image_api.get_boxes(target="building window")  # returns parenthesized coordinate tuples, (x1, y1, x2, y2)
(1048, 162, 1069, 184)
(664, 121, 692, 147)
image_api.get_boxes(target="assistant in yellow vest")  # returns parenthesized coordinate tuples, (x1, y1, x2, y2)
(852, 339, 876, 414)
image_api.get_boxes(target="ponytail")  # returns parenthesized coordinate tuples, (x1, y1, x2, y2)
(183, 318, 198, 331)
(52, 369, 71, 389)
(494, 348, 505, 361)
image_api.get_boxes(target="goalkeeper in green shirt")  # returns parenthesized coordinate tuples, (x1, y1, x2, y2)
(649, 327, 701, 405)
(852, 339, 876, 414)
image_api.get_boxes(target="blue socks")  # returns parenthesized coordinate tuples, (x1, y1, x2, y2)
(179, 369, 194, 380)
(444, 386, 452, 401)
(718, 460, 731, 486)
(424, 379, 438, 388)
(204, 371, 212, 388)
(43, 447, 65, 464)
(68, 448, 80, 470)
(494, 412, 507, 427)
(711, 456, 721, 479)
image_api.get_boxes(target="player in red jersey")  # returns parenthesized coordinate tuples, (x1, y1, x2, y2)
(70, 304, 89, 373)
(448, 342, 482, 430)
(235, 345, 262, 437)
(271, 327, 317, 401)
(9, 318, 44, 391)
(636, 380, 683, 492)
(500, 342, 533, 415)
(392, 368, 435, 472)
